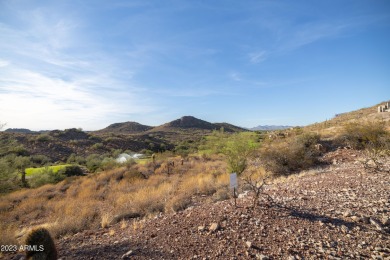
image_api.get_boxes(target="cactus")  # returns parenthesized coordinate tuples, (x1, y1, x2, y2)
(25, 228, 57, 260)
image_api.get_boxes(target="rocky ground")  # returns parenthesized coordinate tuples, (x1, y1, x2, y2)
(5, 149, 390, 259)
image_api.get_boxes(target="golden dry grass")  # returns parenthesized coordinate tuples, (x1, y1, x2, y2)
(0, 155, 229, 241)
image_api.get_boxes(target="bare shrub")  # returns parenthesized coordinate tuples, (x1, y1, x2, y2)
(360, 144, 390, 173)
(165, 192, 192, 212)
(241, 168, 273, 208)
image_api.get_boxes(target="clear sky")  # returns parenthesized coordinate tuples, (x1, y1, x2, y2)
(0, 0, 389, 131)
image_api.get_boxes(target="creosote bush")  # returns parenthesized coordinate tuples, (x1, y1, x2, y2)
(338, 120, 390, 150)
(260, 132, 321, 175)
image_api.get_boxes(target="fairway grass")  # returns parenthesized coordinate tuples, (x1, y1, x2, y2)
(25, 165, 71, 176)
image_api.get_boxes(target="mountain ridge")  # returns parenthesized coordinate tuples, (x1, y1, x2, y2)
(250, 125, 293, 131)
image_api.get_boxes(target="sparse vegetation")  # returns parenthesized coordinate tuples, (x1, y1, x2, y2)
(0, 155, 230, 240)
(259, 132, 321, 175)
(338, 120, 389, 150)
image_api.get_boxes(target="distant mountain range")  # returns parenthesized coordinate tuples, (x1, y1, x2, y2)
(4, 116, 292, 134)
(4, 128, 49, 134)
(249, 125, 292, 131)
(97, 116, 248, 134)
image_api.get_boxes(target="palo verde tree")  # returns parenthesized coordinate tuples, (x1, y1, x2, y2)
(204, 130, 259, 175)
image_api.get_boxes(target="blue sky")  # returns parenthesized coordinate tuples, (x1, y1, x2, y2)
(0, 0, 389, 130)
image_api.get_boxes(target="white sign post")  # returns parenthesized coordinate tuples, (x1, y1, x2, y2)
(230, 173, 238, 207)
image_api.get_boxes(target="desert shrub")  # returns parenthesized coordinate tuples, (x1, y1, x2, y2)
(260, 132, 321, 175)
(0, 166, 20, 193)
(0, 135, 18, 156)
(0, 155, 31, 193)
(30, 154, 51, 165)
(86, 154, 103, 172)
(88, 135, 101, 141)
(66, 153, 87, 165)
(165, 192, 192, 212)
(213, 187, 230, 202)
(203, 131, 259, 175)
(36, 134, 52, 142)
(92, 142, 104, 150)
(11, 144, 29, 156)
(338, 121, 390, 150)
(111, 149, 123, 158)
(58, 165, 84, 177)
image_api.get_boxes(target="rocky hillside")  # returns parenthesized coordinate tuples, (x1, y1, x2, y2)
(306, 100, 390, 133)
(0, 116, 247, 162)
(39, 150, 390, 259)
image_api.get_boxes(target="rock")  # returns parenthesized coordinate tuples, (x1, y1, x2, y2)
(198, 226, 206, 232)
(245, 241, 252, 248)
(343, 210, 354, 217)
(370, 218, 384, 231)
(381, 216, 390, 226)
(238, 190, 250, 199)
(122, 250, 135, 259)
(361, 216, 370, 224)
(256, 254, 270, 260)
(209, 222, 220, 233)
(351, 216, 360, 222)
(341, 225, 349, 233)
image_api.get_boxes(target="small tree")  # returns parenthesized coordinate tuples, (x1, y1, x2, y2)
(204, 131, 259, 175)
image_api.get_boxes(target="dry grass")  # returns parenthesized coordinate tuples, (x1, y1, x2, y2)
(0, 156, 229, 242)
(101, 212, 114, 228)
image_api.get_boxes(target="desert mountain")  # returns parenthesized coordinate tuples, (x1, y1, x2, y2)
(214, 122, 248, 132)
(96, 116, 247, 134)
(97, 122, 153, 134)
(159, 116, 215, 130)
(250, 125, 292, 131)
(4, 128, 35, 134)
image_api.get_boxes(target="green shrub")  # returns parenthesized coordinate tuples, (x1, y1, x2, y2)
(86, 154, 103, 172)
(203, 131, 259, 175)
(260, 133, 321, 175)
(338, 121, 390, 150)
(30, 155, 51, 165)
(58, 165, 84, 177)
(0, 155, 31, 193)
(36, 134, 52, 142)
(91, 143, 104, 150)
(67, 153, 87, 165)
(11, 144, 29, 156)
